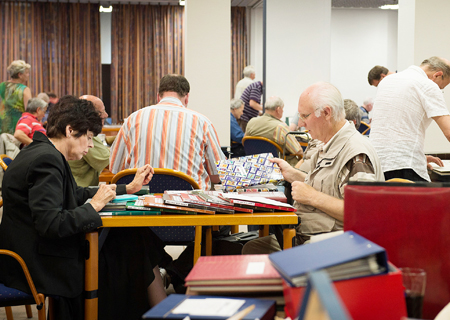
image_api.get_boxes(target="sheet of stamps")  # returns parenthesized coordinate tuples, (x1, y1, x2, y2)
(215, 153, 283, 192)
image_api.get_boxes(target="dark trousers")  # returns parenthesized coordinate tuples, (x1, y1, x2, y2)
(50, 294, 84, 320)
(384, 169, 428, 182)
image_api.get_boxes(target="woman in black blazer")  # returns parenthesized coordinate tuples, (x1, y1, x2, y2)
(0, 96, 165, 319)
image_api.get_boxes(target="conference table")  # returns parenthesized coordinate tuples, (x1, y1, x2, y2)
(84, 211, 298, 320)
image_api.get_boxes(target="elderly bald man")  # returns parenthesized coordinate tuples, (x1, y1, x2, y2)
(243, 82, 384, 254)
(68, 95, 110, 187)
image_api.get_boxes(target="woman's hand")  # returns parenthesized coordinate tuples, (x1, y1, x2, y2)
(126, 165, 154, 194)
(90, 184, 117, 212)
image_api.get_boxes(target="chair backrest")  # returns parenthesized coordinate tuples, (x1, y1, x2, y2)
(111, 168, 200, 243)
(358, 121, 370, 136)
(284, 131, 310, 154)
(0, 154, 12, 171)
(111, 168, 200, 191)
(344, 182, 450, 319)
(0, 250, 46, 319)
(386, 178, 415, 183)
(242, 136, 283, 158)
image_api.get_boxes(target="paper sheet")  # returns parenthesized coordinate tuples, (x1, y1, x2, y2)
(172, 298, 246, 317)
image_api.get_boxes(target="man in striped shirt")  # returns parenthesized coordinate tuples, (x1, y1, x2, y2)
(245, 96, 303, 166)
(238, 81, 263, 132)
(109, 74, 226, 190)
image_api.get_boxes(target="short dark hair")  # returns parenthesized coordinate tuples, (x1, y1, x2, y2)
(368, 65, 389, 85)
(158, 74, 190, 98)
(46, 95, 102, 139)
(46, 92, 57, 99)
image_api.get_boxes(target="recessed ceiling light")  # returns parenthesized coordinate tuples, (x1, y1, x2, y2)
(99, 5, 113, 13)
(379, 4, 399, 10)
(179, 0, 186, 6)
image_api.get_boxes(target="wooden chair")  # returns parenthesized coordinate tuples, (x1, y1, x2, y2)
(111, 168, 200, 244)
(0, 250, 46, 320)
(283, 131, 310, 157)
(0, 154, 13, 171)
(358, 121, 370, 136)
(242, 136, 283, 158)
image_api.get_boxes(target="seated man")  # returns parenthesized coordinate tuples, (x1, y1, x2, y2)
(68, 95, 110, 187)
(14, 97, 47, 147)
(246, 96, 303, 166)
(230, 98, 246, 158)
(359, 98, 372, 124)
(110, 74, 226, 190)
(243, 82, 384, 254)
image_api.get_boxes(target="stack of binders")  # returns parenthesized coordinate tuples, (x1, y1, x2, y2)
(185, 254, 285, 305)
(268, 231, 407, 320)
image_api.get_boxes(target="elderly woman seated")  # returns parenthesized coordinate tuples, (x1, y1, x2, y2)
(0, 96, 166, 320)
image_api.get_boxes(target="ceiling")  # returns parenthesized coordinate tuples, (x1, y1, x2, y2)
(24, 0, 399, 8)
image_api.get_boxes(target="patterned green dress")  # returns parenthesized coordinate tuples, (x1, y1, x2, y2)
(0, 81, 27, 134)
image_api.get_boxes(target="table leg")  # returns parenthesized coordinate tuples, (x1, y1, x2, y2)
(283, 228, 296, 249)
(205, 227, 212, 256)
(231, 225, 239, 234)
(85, 231, 99, 320)
(260, 225, 270, 237)
(193, 226, 202, 265)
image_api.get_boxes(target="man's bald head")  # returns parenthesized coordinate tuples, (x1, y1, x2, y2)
(79, 95, 108, 125)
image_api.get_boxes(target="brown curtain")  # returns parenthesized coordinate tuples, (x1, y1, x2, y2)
(0, 1, 102, 98)
(231, 7, 248, 99)
(111, 5, 184, 123)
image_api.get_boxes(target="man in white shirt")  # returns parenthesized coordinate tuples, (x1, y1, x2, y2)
(370, 56, 450, 182)
(234, 65, 255, 99)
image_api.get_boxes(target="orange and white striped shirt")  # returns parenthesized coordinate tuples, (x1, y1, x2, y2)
(109, 97, 226, 190)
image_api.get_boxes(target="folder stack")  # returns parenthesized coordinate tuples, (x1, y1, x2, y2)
(268, 231, 407, 319)
(185, 255, 285, 305)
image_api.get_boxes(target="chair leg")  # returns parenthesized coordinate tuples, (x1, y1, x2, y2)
(5, 306, 14, 320)
(25, 305, 33, 318)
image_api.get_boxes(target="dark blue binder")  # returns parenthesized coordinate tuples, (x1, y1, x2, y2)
(269, 231, 388, 287)
(142, 294, 276, 320)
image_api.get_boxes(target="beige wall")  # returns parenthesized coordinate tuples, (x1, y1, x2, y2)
(184, 0, 231, 147)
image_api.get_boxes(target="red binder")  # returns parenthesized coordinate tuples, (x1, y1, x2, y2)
(283, 264, 406, 320)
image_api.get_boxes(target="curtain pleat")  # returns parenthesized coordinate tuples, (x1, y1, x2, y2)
(0, 1, 101, 98)
(231, 7, 248, 99)
(111, 5, 185, 123)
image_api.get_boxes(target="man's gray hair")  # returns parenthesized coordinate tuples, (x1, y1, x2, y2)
(344, 99, 361, 130)
(37, 92, 50, 103)
(265, 96, 284, 111)
(310, 82, 345, 122)
(7, 60, 31, 79)
(230, 98, 244, 110)
(243, 65, 255, 77)
(421, 56, 450, 78)
(26, 98, 47, 113)
(363, 97, 373, 106)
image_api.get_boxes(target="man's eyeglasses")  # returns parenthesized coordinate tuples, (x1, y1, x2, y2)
(297, 107, 321, 121)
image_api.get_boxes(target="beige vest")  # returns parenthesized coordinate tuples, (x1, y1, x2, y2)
(296, 123, 383, 235)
